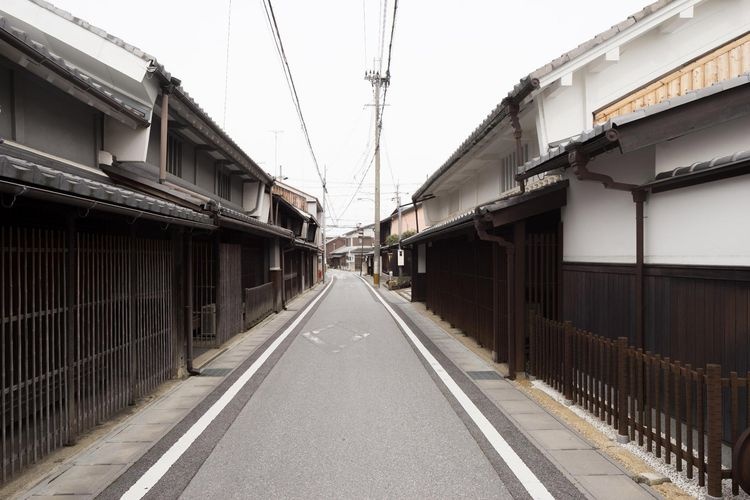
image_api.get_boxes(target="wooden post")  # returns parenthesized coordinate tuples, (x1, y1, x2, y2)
(564, 321, 574, 404)
(513, 221, 526, 376)
(706, 363, 723, 499)
(64, 215, 77, 445)
(617, 337, 629, 443)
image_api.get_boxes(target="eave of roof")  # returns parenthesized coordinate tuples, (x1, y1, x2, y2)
(32, 0, 273, 185)
(0, 18, 150, 127)
(519, 73, 750, 179)
(412, 0, 681, 203)
(0, 153, 214, 227)
(642, 149, 750, 193)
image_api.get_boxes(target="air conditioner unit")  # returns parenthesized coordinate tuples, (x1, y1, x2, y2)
(201, 304, 216, 337)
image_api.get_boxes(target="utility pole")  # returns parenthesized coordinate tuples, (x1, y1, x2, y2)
(365, 69, 389, 287)
(396, 182, 403, 277)
(322, 165, 327, 283)
(270, 129, 283, 178)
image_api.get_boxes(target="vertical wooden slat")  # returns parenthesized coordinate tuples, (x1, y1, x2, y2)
(697, 367, 705, 487)
(674, 361, 682, 472)
(706, 364, 722, 498)
(645, 352, 653, 452)
(664, 357, 671, 464)
(685, 365, 693, 479)
(637, 349, 644, 446)
(731, 371, 739, 495)
(654, 354, 662, 459)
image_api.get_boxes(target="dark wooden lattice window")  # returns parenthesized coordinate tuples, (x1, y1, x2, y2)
(167, 134, 182, 177)
(217, 168, 231, 200)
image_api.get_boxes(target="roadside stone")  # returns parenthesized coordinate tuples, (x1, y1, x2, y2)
(634, 471, 670, 486)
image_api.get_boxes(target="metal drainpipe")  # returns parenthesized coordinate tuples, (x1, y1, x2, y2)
(633, 190, 646, 350)
(567, 148, 646, 349)
(185, 234, 200, 376)
(508, 103, 526, 194)
(474, 219, 518, 379)
(159, 85, 172, 184)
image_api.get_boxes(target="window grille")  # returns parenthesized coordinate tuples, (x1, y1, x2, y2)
(500, 143, 529, 193)
(166, 134, 182, 177)
(217, 168, 231, 200)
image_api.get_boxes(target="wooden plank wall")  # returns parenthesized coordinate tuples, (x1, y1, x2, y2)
(595, 32, 750, 124)
(563, 263, 750, 376)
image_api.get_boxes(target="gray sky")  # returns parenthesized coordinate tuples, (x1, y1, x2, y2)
(53, 0, 649, 234)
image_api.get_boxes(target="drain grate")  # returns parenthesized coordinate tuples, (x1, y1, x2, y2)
(466, 370, 502, 380)
(200, 368, 232, 377)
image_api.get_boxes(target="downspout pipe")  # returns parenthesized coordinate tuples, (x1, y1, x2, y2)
(474, 219, 518, 379)
(508, 102, 526, 194)
(567, 147, 646, 349)
(633, 189, 646, 350)
(184, 234, 200, 376)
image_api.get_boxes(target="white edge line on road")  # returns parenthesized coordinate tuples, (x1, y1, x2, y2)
(361, 277, 554, 500)
(121, 278, 335, 500)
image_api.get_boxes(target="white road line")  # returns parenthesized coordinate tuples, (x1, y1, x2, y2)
(361, 277, 554, 500)
(121, 278, 335, 500)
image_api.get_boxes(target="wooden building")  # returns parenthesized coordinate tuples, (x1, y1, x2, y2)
(0, 1, 315, 484)
(406, 0, 750, 380)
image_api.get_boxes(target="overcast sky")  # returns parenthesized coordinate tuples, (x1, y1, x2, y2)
(52, 0, 649, 234)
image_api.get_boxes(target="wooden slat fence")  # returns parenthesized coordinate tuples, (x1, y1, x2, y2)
(1, 225, 175, 485)
(243, 283, 274, 330)
(529, 310, 749, 497)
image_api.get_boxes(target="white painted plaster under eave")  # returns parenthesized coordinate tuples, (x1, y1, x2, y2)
(562, 147, 655, 264)
(585, 0, 750, 118)
(655, 114, 750, 174)
(2, 0, 150, 92)
(536, 0, 701, 90)
(645, 175, 750, 266)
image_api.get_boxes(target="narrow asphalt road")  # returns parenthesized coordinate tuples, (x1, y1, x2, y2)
(105, 270, 582, 499)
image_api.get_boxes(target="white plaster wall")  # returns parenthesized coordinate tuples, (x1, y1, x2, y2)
(541, 72, 587, 145)
(459, 177, 478, 212)
(655, 115, 750, 174)
(585, 0, 750, 116)
(103, 115, 150, 162)
(562, 147, 654, 263)
(646, 175, 750, 266)
(476, 164, 500, 206)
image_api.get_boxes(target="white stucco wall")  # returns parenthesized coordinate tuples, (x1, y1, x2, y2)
(655, 114, 750, 174)
(562, 147, 654, 263)
(646, 176, 750, 266)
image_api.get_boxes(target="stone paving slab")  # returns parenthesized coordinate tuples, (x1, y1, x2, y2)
(513, 412, 566, 431)
(549, 450, 624, 476)
(43, 465, 124, 495)
(577, 474, 656, 500)
(74, 442, 149, 466)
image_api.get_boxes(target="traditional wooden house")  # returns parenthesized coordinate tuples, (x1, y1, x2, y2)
(406, 0, 750, 380)
(326, 226, 374, 271)
(0, 0, 297, 484)
(271, 181, 323, 302)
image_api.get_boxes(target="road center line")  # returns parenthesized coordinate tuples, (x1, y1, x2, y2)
(361, 277, 553, 500)
(121, 278, 335, 500)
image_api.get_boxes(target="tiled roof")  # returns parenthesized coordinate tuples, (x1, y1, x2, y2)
(0, 15, 150, 124)
(412, 0, 679, 201)
(0, 153, 213, 224)
(21, 1, 272, 184)
(519, 73, 750, 176)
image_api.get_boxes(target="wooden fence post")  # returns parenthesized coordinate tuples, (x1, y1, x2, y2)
(528, 310, 536, 376)
(706, 363, 723, 499)
(564, 321, 574, 404)
(617, 337, 629, 443)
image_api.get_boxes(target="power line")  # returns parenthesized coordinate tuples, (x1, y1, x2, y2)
(222, 0, 233, 129)
(262, 0, 326, 194)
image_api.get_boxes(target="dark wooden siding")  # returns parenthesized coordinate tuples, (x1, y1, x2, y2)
(563, 263, 750, 376)
(425, 234, 494, 350)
